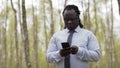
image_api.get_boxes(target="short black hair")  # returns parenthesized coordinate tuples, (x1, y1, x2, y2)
(62, 5, 80, 16)
(62, 5, 83, 28)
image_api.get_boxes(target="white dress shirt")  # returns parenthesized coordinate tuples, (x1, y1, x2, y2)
(46, 26, 100, 68)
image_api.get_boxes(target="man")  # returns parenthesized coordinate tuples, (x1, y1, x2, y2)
(46, 5, 100, 68)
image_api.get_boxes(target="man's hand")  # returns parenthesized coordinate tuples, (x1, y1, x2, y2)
(71, 46, 78, 54)
(60, 47, 71, 57)
(60, 46, 78, 57)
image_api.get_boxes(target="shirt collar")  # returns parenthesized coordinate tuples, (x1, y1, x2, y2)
(65, 26, 82, 33)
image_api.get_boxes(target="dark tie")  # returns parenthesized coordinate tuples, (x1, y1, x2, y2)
(65, 30, 75, 68)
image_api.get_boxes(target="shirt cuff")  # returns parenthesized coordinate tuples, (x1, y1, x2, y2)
(54, 50, 64, 62)
(76, 47, 84, 59)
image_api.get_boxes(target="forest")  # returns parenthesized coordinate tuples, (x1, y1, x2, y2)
(0, 0, 120, 68)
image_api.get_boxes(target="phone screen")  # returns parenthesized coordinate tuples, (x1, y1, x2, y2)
(61, 42, 69, 48)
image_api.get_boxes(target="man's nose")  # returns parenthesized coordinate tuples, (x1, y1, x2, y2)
(68, 20, 72, 24)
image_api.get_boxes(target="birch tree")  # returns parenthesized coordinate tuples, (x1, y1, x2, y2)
(2, 0, 8, 68)
(10, 0, 19, 68)
(22, 0, 31, 68)
(118, 0, 120, 14)
(18, 0, 24, 67)
(49, 0, 54, 37)
(32, 0, 39, 68)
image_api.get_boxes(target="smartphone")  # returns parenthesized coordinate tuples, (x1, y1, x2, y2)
(61, 42, 70, 48)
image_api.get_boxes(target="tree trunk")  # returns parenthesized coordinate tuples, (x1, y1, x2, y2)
(93, 0, 98, 35)
(49, 0, 55, 68)
(22, 0, 31, 68)
(18, 0, 24, 67)
(2, 22, 7, 68)
(2, 0, 8, 68)
(32, 1, 39, 68)
(0, 19, 1, 68)
(83, 1, 91, 29)
(110, 1, 119, 67)
(81, 1, 85, 27)
(109, 0, 113, 68)
(64, 0, 68, 7)
(43, 0, 48, 51)
(105, 1, 109, 68)
(113, 36, 119, 68)
(49, 0, 54, 37)
(43, 0, 50, 68)
(10, 0, 19, 68)
(9, 34, 14, 68)
(87, 0, 91, 30)
(59, 10, 63, 30)
(0, 9, 2, 67)
(57, 0, 64, 30)
(118, 0, 120, 14)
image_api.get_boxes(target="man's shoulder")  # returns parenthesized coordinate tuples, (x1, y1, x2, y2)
(81, 28, 92, 33)
(80, 28, 94, 36)
(53, 29, 66, 36)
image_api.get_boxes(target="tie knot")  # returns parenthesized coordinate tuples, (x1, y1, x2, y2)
(69, 30, 75, 34)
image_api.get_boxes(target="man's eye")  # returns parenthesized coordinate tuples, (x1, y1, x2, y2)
(64, 19, 68, 21)
(64, 18, 77, 21)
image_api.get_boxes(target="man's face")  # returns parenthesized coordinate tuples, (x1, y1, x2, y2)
(63, 9, 79, 31)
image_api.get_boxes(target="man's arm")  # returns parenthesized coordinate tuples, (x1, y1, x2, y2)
(76, 32, 100, 62)
(46, 36, 63, 63)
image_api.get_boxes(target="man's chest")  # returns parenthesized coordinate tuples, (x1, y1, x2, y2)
(55, 33, 88, 49)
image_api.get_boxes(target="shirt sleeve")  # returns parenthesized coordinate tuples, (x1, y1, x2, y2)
(46, 36, 63, 63)
(76, 32, 101, 62)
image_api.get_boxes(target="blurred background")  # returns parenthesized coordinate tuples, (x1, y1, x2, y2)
(0, 0, 120, 68)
